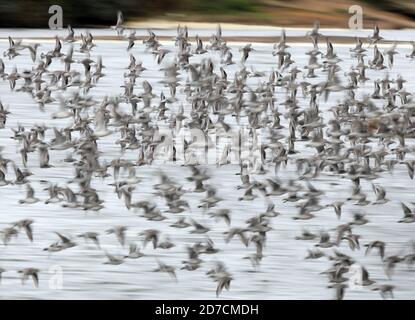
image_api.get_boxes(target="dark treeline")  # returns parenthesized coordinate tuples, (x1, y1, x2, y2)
(0, 0, 182, 28)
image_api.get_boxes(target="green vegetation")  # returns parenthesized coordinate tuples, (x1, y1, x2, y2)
(0, 0, 413, 28)
(190, 0, 257, 14)
(0, 0, 264, 27)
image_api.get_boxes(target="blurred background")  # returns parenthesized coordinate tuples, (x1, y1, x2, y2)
(0, 0, 415, 29)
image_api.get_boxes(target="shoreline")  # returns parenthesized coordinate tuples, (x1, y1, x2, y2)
(0, 35, 412, 45)
(124, 19, 415, 32)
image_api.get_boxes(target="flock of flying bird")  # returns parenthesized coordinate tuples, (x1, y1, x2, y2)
(0, 12, 414, 299)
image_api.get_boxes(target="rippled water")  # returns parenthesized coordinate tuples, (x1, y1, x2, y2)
(0, 28, 414, 299)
